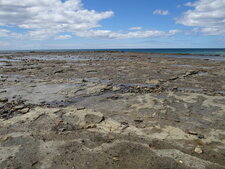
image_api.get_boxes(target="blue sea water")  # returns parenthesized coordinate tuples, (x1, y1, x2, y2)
(1, 48, 225, 60)
(113, 48, 225, 56)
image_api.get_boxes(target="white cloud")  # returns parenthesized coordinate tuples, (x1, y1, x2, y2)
(0, 0, 113, 40)
(55, 34, 72, 40)
(177, 0, 225, 35)
(184, 2, 195, 7)
(153, 10, 169, 15)
(74, 29, 180, 39)
(0, 0, 179, 40)
(129, 26, 142, 30)
(0, 29, 10, 37)
(0, 41, 10, 47)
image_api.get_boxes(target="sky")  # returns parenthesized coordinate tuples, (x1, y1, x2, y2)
(0, 0, 225, 50)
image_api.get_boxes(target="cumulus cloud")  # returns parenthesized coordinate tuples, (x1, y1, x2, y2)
(153, 10, 169, 15)
(74, 29, 180, 39)
(129, 27, 142, 30)
(0, 29, 10, 37)
(0, 0, 113, 40)
(177, 0, 225, 35)
(0, 0, 179, 40)
(55, 35, 72, 40)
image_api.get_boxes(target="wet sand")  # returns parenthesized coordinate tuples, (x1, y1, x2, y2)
(0, 51, 225, 169)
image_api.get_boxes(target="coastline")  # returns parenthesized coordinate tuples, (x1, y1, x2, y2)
(0, 51, 225, 169)
(1, 48, 225, 57)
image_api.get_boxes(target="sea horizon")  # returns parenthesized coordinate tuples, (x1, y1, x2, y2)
(1, 48, 225, 57)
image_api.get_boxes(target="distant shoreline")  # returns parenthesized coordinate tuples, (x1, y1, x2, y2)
(1, 50, 225, 61)
(1, 48, 225, 57)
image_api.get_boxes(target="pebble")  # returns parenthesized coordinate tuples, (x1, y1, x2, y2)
(198, 134, 205, 139)
(112, 157, 120, 161)
(0, 97, 8, 103)
(20, 108, 30, 114)
(0, 90, 7, 94)
(194, 145, 203, 154)
(84, 114, 104, 125)
(108, 135, 115, 140)
(77, 107, 85, 110)
(188, 130, 198, 135)
(134, 119, 143, 123)
(13, 105, 25, 110)
(86, 124, 97, 129)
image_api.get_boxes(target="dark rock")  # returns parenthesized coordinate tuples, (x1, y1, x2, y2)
(54, 70, 64, 74)
(198, 134, 205, 139)
(84, 114, 104, 125)
(77, 107, 85, 110)
(187, 130, 198, 135)
(134, 119, 143, 123)
(0, 97, 8, 103)
(0, 90, 7, 94)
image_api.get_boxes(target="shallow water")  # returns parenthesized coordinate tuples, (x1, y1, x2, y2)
(16, 55, 89, 61)
(0, 83, 77, 105)
(152, 54, 225, 61)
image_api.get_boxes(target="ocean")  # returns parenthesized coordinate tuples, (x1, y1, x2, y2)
(1, 48, 225, 55)
(1, 48, 225, 60)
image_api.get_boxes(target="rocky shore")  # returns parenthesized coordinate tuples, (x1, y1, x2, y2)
(0, 51, 225, 169)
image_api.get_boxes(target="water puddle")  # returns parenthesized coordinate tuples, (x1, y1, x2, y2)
(0, 74, 42, 83)
(153, 54, 225, 61)
(0, 83, 78, 105)
(0, 58, 20, 62)
(0, 62, 6, 66)
(176, 87, 204, 93)
(197, 72, 208, 76)
(15, 55, 90, 61)
(172, 64, 194, 68)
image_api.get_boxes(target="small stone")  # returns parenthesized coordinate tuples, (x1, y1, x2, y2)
(169, 76, 179, 81)
(54, 70, 64, 74)
(84, 114, 104, 125)
(0, 136, 11, 142)
(108, 95, 119, 100)
(86, 124, 97, 129)
(0, 90, 7, 94)
(13, 105, 25, 110)
(77, 107, 85, 110)
(174, 119, 180, 122)
(134, 119, 143, 123)
(82, 79, 88, 82)
(19, 108, 30, 114)
(31, 161, 39, 166)
(198, 134, 205, 139)
(112, 157, 120, 161)
(4, 167, 17, 169)
(145, 79, 162, 85)
(86, 70, 98, 73)
(179, 160, 183, 164)
(58, 128, 66, 132)
(108, 135, 115, 140)
(112, 86, 121, 92)
(55, 120, 64, 126)
(194, 145, 203, 154)
(0, 97, 8, 103)
(187, 130, 198, 135)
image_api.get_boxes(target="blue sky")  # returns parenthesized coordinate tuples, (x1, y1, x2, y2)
(0, 0, 225, 50)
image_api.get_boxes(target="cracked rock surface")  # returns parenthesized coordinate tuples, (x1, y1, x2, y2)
(0, 51, 225, 169)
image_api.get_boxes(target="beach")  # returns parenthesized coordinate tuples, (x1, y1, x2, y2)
(0, 51, 225, 169)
